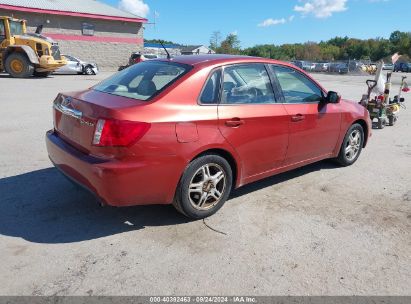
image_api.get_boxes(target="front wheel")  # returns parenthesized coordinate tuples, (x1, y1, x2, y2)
(5, 53, 34, 78)
(335, 123, 364, 167)
(173, 154, 233, 219)
(84, 66, 95, 75)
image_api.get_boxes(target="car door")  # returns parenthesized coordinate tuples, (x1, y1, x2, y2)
(60, 55, 80, 73)
(270, 65, 341, 165)
(217, 63, 289, 179)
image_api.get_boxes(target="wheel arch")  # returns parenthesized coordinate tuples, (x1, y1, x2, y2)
(191, 148, 240, 188)
(352, 119, 369, 147)
(5, 46, 39, 65)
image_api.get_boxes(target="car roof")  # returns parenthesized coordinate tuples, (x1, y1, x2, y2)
(155, 54, 295, 69)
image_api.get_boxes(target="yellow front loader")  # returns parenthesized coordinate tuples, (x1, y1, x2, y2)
(0, 16, 66, 78)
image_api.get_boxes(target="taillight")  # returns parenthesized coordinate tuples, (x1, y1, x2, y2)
(92, 119, 150, 147)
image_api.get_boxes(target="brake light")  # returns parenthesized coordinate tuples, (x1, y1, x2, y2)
(92, 119, 150, 147)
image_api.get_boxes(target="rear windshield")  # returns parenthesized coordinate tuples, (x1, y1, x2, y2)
(94, 61, 191, 101)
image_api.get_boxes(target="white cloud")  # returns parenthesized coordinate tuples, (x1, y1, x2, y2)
(294, 0, 348, 18)
(258, 15, 296, 27)
(118, 0, 150, 18)
(258, 18, 287, 27)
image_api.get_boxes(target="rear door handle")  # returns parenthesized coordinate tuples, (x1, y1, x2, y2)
(225, 118, 245, 127)
(291, 114, 305, 122)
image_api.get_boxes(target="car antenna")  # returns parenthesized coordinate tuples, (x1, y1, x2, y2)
(160, 41, 171, 60)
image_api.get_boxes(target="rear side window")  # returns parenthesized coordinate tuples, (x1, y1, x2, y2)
(271, 66, 323, 103)
(199, 69, 222, 104)
(94, 61, 191, 101)
(221, 64, 275, 104)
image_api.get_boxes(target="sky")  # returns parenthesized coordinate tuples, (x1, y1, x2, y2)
(101, 0, 411, 47)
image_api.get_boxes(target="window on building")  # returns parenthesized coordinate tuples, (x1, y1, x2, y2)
(82, 23, 95, 36)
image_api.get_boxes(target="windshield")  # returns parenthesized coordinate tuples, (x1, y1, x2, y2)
(10, 21, 24, 36)
(94, 61, 191, 101)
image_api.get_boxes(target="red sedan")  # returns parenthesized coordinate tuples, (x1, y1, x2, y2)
(46, 55, 371, 219)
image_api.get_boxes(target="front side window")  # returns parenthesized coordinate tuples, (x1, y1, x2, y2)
(94, 61, 191, 101)
(9, 21, 24, 36)
(221, 64, 276, 104)
(199, 69, 221, 104)
(272, 66, 323, 103)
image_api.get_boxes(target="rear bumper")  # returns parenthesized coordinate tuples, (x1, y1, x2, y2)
(46, 130, 181, 206)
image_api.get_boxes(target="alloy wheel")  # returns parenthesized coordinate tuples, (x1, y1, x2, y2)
(85, 67, 93, 75)
(345, 129, 361, 161)
(188, 163, 226, 211)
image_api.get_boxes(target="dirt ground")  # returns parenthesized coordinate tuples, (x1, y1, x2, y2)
(0, 71, 410, 296)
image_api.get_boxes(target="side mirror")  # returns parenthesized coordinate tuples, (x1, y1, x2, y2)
(324, 91, 341, 104)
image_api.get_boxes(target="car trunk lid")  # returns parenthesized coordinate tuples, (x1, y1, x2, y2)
(53, 90, 147, 155)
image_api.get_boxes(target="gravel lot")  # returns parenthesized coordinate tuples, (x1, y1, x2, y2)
(0, 71, 410, 296)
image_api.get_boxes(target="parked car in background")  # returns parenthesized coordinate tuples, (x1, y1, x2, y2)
(55, 55, 98, 75)
(314, 62, 330, 72)
(329, 63, 341, 73)
(336, 63, 349, 74)
(291, 60, 304, 69)
(118, 52, 151, 71)
(383, 63, 394, 70)
(394, 62, 411, 72)
(144, 54, 160, 60)
(129, 52, 145, 65)
(46, 55, 371, 219)
(303, 62, 315, 71)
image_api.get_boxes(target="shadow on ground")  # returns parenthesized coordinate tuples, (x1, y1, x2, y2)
(0, 161, 338, 244)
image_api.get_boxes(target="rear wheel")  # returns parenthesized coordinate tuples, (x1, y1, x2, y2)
(5, 53, 34, 78)
(173, 154, 233, 219)
(335, 123, 364, 167)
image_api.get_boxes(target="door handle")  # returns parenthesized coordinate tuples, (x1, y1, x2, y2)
(225, 118, 245, 127)
(291, 114, 305, 122)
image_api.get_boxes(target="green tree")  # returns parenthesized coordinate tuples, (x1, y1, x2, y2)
(209, 31, 222, 51)
(217, 33, 241, 55)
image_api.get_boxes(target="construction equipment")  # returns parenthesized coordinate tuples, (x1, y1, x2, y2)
(386, 76, 408, 126)
(360, 61, 407, 129)
(0, 16, 66, 78)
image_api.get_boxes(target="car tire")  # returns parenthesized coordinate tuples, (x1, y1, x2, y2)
(388, 115, 397, 126)
(5, 53, 34, 78)
(84, 66, 94, 75)
(173, 154, 233, 219)
(377, 118, 385, 129)
(335, 123, 364, 167)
